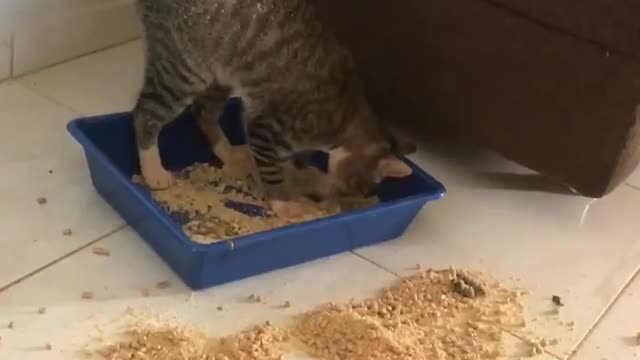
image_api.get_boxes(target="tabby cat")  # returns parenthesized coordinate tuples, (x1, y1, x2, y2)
(134, 0, 415, 218)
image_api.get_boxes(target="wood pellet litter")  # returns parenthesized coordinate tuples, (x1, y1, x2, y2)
(294, 269, 524, 360)
(92, 247, 111, 257)
(7, 321, 14, 329)
(141, 288, 151, 297)
(82, 291, 95, 300)
(552, 295, 564, 307)
(62, 228, 73, 236)
(36, 197, 47, 205)
(94, 268, 568, 360)
(156, 281, 171, 290)
(636, 332, 640, 345)
(134, 162, 376, 244)
(37, 307, 47, 315)
(97, 321, 287, 360)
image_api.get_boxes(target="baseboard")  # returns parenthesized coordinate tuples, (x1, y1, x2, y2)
(12, 0, 141, 77)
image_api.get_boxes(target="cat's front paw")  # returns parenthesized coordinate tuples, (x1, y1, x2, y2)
(143, 166, 173, 190)
(217, 144, 255, 179)
(269, 199, 306, 220)
(139, 146, 174, 190)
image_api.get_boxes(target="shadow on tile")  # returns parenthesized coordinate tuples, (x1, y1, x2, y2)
(469, 172, 577, 195)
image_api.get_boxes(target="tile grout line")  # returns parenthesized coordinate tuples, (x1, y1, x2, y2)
(625, 182, 640, 192)
(15, 80, 85, 116)
(566, 265, 640, 359)
(498, 327, 564, 360)
(350, 251, 402, 278)
(0, 224, 127, 294)
(12, 38, 141, 80)
(0, 38, 141, 87)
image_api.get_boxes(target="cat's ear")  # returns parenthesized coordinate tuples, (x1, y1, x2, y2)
(377, 156, 413, 178)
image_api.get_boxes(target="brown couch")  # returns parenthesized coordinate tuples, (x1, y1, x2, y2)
(314, 0, 640, 197)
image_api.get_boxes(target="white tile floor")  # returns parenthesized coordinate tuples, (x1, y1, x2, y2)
(0, 41, 639, 360)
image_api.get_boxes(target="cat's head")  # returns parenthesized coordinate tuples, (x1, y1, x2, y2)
(328, 134, 417, 196)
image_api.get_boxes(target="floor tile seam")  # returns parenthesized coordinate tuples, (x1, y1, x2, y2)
(11, 38, 140, 80)
(625, 183, 640, 192)
(567, 264, 640, 359)
(14, 80, 84, 116)
(351, 251, 402, 278)
(0, 224, 127, 294)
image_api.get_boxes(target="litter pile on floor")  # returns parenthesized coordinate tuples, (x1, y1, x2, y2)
(134, 162, 377, 244)
(97, 322, 287, 360)
(94, 268, 557, 360)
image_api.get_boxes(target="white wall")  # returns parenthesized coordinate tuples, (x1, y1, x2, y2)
(0, 0, 140, 79)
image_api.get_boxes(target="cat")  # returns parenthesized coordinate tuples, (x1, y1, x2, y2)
(134, 0, 415, 218)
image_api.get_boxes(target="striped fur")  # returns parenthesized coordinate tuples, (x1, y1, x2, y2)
(134, 0, 409, 201)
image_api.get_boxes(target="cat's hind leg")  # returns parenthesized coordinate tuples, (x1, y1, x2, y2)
(193, 84, 254, 179)
(134, 56, 209, 189)
(246, 114, 305, 219)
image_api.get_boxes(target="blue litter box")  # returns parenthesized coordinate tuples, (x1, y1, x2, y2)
(67, 99, 445, 289)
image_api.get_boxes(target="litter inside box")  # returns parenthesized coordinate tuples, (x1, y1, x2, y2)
(136, 161, 377, 244)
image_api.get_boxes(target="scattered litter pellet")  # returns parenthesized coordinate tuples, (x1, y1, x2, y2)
(141, 288, 150, 297)
(530, 343, 544, 356)
(282, 301, 291, 309)
(217, 306, 223, 311)
(81, 291, 95, 300)
(36, 197, 47, 205)
(7, 321, 13, 329)
(636, 332, 640, 345)
(44, 343, 52, 351)
(92, 247, 111, 257)
(156, 281, 171, 290)
(62, 228, 73, 236)
(37, 307, 47, 315)
(552, 295, 564, 306)
(451, 269, 486, 298)
(248, 294, 258, 302)
(48, 170, 53, 174)
(539, 337, 549, 347)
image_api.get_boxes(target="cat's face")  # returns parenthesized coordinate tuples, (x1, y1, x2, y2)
(328, 139, 417, 196)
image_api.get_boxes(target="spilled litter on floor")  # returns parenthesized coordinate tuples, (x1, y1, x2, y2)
(90, 268, 568, 360)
